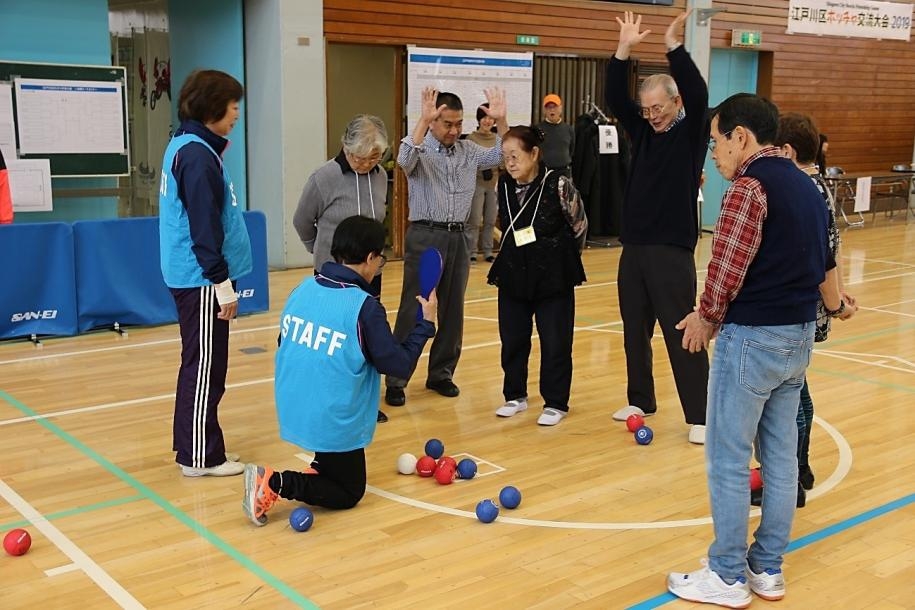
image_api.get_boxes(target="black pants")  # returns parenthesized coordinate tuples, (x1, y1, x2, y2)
(171, 286, 230, 468)
(499, 289, 575, 411)
(388, 223, 470, 388)
(270, 449, 366, 510)
(617, 244, 708, 424)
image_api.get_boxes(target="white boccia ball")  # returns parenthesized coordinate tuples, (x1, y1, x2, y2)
(397, 453, 417, 474)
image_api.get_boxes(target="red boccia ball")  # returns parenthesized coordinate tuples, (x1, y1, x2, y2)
(436, 456, 457, 471)
(434, 464, 456, 485)
(4, 529, 31, 556)
(416, 455, 436, 477)
(625, 413, 645, 433)
(749, 468, 763, 491)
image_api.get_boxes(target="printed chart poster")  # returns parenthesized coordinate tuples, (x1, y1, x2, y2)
(787, 0, 912, 41)
(407, 47, 533, 135)
(15, 78, 126, 155)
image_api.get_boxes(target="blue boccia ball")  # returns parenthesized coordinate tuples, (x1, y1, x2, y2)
(456, 458, 477, 479)
(635, 425, 654, 445)
(499, 485, 522, 509)
(424, 438, 445, 460)
(475, 499, 499, 523)
(289, 507, 314, 532)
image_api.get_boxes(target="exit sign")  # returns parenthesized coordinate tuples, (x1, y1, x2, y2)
(731, 29, 762, 47)
(516, 34, 540, 46)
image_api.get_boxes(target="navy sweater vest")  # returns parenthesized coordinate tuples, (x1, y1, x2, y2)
(724, 156, 828, 326)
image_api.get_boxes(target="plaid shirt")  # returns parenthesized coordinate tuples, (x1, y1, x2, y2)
(698, 147, 782, 324)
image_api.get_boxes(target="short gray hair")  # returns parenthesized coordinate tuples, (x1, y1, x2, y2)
(341, 115, 388, 157)
(640, 74, 679, 99)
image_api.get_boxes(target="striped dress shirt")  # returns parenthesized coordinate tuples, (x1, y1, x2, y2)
(398, 131, 502, 223)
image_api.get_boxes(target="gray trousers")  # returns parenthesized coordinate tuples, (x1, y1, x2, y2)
(387, 223, 470, 389)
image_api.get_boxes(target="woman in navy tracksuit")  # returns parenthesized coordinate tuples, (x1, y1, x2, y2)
(159, 69, 251, 477)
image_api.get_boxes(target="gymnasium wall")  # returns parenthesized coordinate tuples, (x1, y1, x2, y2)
(0, 0, 118, 221)
(324, 0, 915, 174)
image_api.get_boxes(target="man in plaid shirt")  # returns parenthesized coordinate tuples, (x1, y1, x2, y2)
(668, 93, 839, 608)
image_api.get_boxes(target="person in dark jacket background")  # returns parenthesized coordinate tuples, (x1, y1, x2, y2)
(159, 69, 252, 477)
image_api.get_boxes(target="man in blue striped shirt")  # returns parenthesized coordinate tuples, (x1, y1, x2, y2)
(385, 86, 508, 407)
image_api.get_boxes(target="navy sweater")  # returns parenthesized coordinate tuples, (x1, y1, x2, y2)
(725, 156, 828, 326)
(606, 46, 709, 251)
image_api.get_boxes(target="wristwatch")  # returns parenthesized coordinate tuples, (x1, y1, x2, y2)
(825, 300, 846, 318)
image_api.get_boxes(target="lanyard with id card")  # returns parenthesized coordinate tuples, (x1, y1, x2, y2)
(505, 169, 551, 247)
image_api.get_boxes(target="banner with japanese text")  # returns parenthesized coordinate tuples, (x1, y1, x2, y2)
(787, 0, 912, 40)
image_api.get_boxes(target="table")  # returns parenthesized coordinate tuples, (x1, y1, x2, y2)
(824, 171, 915, 227)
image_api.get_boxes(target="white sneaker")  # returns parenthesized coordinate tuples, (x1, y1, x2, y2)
(537, 407, 567, 426)
(745, 561, 785, 601)
(181, 461, 245, 477)
(689, 424, 706, 445)
(612, 405, 651, 421)
(667, 559, 752, 609)
(495, 398, 528, 417)
(226, 452, 241, 462)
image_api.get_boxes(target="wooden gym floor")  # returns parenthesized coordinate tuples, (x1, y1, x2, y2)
(1, 217, 914, 609)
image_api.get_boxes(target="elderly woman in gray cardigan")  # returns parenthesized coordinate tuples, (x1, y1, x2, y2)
(293, 114, 391, 423)
(294, 114, 389, 289)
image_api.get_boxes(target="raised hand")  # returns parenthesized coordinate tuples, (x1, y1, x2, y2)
(420, 86, 446, 124)
(615, 11, 651, 55)
(665, 9, 692, 49)
(482, 87, 506, 120)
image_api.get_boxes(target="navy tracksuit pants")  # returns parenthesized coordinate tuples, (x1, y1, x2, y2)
(171, 286, 230, 468)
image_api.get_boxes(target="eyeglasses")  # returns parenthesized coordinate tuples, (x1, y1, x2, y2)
(350, 151, 383, 165)
(640, 98, 676, 119)
(376, 252, 387, 268)
(708, 130, 734, 152)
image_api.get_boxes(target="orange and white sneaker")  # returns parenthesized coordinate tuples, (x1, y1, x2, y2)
(243, 464, 278, 526)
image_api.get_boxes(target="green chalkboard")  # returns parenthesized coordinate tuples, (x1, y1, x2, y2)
(0, 61, 130, 176)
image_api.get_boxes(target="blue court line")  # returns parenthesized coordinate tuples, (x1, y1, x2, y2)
(626, 492, 915, 609)
(0, 494, 144, 531)
(0, 390, 318, 609)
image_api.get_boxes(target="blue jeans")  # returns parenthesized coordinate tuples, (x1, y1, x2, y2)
(706, 322, 814, 581)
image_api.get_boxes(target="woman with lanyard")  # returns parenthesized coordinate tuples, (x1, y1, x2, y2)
(294, 114, 390, 422)
(487, 125, 588, 426)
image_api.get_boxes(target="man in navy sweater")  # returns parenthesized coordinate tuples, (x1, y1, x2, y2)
(670, 93, 836, 608)
(606, 11, 710, 444)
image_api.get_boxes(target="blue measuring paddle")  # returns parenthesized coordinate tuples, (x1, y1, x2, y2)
(416, 247, 443, 320)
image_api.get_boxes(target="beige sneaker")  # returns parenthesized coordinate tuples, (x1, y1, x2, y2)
(612, 405, 651, 421)
(495, 398, 528, 417)
(181, 461, 245, 477)
(689, 425, 706, 445)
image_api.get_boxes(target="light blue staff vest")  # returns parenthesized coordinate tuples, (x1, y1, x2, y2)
(159, 133, 252, 287)
(274, 277, 381, 452)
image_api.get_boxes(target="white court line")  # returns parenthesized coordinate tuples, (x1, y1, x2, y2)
(45, 563, 81, 577)
(293, 416, 853, 530)
(815, 350, 915, 375)
(0, 323, 279, 366)
(0, 377, 274, 427)
(870, 297, 915, 309)
(0, 479, 143, 608)
(857, 306, 915, 319)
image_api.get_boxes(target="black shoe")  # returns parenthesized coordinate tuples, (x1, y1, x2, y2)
(377, 410, 388, 423)
(470, 256, 477, 262)
(385, 387, 406, 406)
(796, 482, 807, 508)
(798, 464, 815, 490)
(426, 379, 460, 397)
(485, 255, 495, 263)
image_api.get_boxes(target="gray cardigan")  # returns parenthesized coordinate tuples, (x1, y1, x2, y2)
(293, 152, 388, 272)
